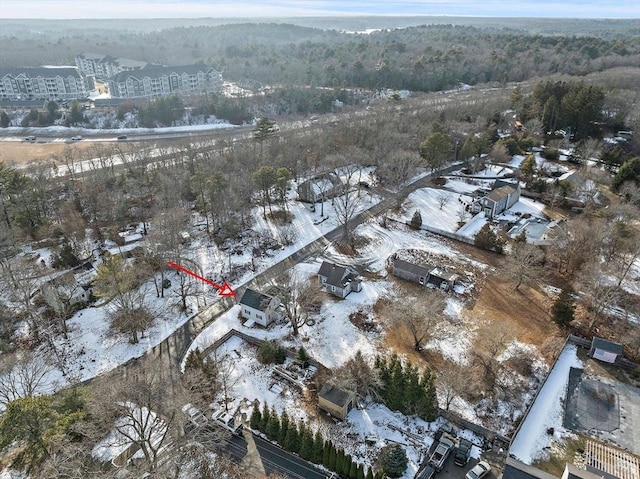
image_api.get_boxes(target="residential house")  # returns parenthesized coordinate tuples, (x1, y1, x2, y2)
(297, 172, 344, 203)
(107, 65, 223, 99)
(390, 257, 458, 291)
(391, 258, 433, 287)
(40, 262, 95, 312)
(0, 67, 91, 101)
(589, 337, 623, 364)
(473, 180, 521, 218)
(239, 288, 283, 327)
(317, 261, 362, 299)
(318, 383, 356, 420)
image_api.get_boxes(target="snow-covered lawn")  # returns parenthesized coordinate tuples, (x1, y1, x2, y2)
(509, 344, 583, 464)
(395, 188, 473, 233)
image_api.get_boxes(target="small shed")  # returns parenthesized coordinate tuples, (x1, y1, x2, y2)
(589, 337, 623, 364)
(318, 384, 356, 421)
(391, 258, 433, 287)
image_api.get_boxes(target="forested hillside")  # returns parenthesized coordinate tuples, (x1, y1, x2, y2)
(1, 21, 639, 92)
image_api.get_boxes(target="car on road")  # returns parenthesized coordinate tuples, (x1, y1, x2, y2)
(465, 460, 491, 479)
(24, 136, 36, 142)
(454, 438, 473, 466)
(212, 409, 242, 435)
(117, 135, 127, 140)
(181, 403, 207, 428)
(71, 136, 83, 141)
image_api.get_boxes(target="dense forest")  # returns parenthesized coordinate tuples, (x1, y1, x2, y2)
(2, 21, 640, 93)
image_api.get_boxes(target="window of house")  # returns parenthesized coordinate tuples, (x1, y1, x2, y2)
(256, 314, 262, 320)
(244, 308, 250, 315)
(331, 286, 336, 292)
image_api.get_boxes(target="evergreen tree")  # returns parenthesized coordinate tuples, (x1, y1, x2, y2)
(410, 210, 422, 230)
(265, 408, 280, 441)
(278, 411, 290, 445)
(297, 346, 310, 368)
(419, 368, 439, 421)
(552, 285, 576, 326)
(328, 442, 338, 471)
(249, 402, 262, 430)
(312, 430, 324, 464)
(284, 421, 300, 453)
(377, 443, 408, 478)
(299, 424, 314, 460)
(365, 468, 375, 479)
(349, 458, 358, 479)
(259, 402, 270, 431)
(357, 464, 366, 479)
(336, 449, 345, 475)
(323, 440, 332, 468)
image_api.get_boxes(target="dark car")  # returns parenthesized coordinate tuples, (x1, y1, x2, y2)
(454, 438, 473, 466)
(117, 135, 127, 140)
(358, 181, 371, 188)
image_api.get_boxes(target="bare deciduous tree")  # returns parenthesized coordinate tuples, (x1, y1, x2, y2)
(279, 271, 322, 336)
(506, 241, 545, 292)
(331, 350, 381, 403)
(387, 292, 447, 351)
(0, 352, 54, 408)
(437, 362, 467, 411)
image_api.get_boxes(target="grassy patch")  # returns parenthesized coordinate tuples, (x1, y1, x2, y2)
(532, 436, 586, 477)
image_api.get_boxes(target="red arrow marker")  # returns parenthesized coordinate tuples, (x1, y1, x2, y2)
(167, 261, 236, 297)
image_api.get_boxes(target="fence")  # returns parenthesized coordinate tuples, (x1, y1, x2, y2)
(438, 408, 510, 449)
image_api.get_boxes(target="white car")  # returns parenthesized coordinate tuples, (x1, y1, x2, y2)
(70, 135, 83, 141)
(181, 403, 207, 428)
(212, 410, 242, 434)
(465, 461, 491, 479)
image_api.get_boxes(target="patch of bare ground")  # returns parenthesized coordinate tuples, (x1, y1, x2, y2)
(471, 274, 562, 350)
(334, 234, 371, 256)
(0, 141, 98, 166)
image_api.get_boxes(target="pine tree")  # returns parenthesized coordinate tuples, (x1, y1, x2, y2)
(299, 424, 314, 460)
(278, 411, 290, 445)
(297, 346, 310, 368)
(365, 468, 375, 479)
(265, 408, 280, 441)
(419, 368, 439, 421)
(349, 458, 358, 479)
(410, 210, 423, 230)
(357, 464, 365, 479)
(1, 111, 10, 128)
(323, 440, 332, 467)
(259, 402, 270, 432)
(312, 430, 324, 464)
(249, 402, 262, 430)
(336, 449, 345, 475)
(328, 443, 338, 471)
(552, 285, 575, 326)
(284, 421, 300, 453)
(377, 443, 408, 478)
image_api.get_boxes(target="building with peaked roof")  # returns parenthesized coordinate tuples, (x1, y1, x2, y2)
(317, 261, 362, 299)
(390, 256, 459, 291)
(0, 67, 90, 101)
(75, 52, 152, 79)
(238, 288, 283, 327)
(297, 172, 344, 203)
(107, 65, 223, 99)
(589, 337, 624, 364)
(318, 383, 356, 420)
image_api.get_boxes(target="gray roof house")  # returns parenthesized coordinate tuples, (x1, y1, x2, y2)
(318, 384, 356, 420)
(317, 261, 362, 299)
(297, 172, 344, 203)
(390, 257, 459, 291)
(239, 288, 283, 327)
(589, 337, 624, 364)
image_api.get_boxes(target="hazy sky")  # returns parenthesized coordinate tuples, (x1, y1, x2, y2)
(1, 0, 638, 19)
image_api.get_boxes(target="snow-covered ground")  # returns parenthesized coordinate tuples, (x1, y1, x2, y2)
(395, 188, 473, 233)
(509, 344, 583, 464)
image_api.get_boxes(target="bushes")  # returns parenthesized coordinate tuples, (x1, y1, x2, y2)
(377, 443, 408, 478)
(257, 340, 287, 364)
(410, 210, 422, 230)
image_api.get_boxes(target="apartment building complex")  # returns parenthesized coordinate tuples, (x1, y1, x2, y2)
(107, 65, 223, 99)
(0, 67, 91, 101)
(75, 53, 154, 79)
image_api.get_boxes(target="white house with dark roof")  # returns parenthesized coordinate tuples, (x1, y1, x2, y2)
(297, 172, 344, 203)
(238, 288, 283, 327)
(317, 261, 362, 299)
(471, 180, 521, 218)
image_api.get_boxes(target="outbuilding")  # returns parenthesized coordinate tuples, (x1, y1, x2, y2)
(318, 384, 356, 421)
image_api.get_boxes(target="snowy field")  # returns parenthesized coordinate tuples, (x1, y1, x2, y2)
(395, 188, 473, 233)
(509, 344, 583, 464)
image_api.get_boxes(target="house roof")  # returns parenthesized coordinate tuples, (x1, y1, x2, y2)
(392, 258, 432, 277)
(503, 458, 558, 479)
(0, 67, 84, 79)
(318, 261, 350, 287)
(318, 383, 353, 407)
(239, 288, 273, 312)
(429, 268, 458, 283)
(110, 65, 217, 82)
(486, 185, 516, 203)
(591, 337, 623, 355)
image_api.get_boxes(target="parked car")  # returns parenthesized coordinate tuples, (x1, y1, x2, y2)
(358, 181, 371, 188)
(465, 460, 491, 479)
(117, 135, 127, 140)
(454, 438, 473, 466)
(181, 403, 207, 428)
(212, 409, 242, 435)
(428, 436, 455, 472)
(24, 136, 36, 142)
(71, 135, 83, 141)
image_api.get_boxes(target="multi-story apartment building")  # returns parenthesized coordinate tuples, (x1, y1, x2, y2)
(107, 65, 223, 99)
(0, 67, 91, 101)
(75, 53, 152, 79)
